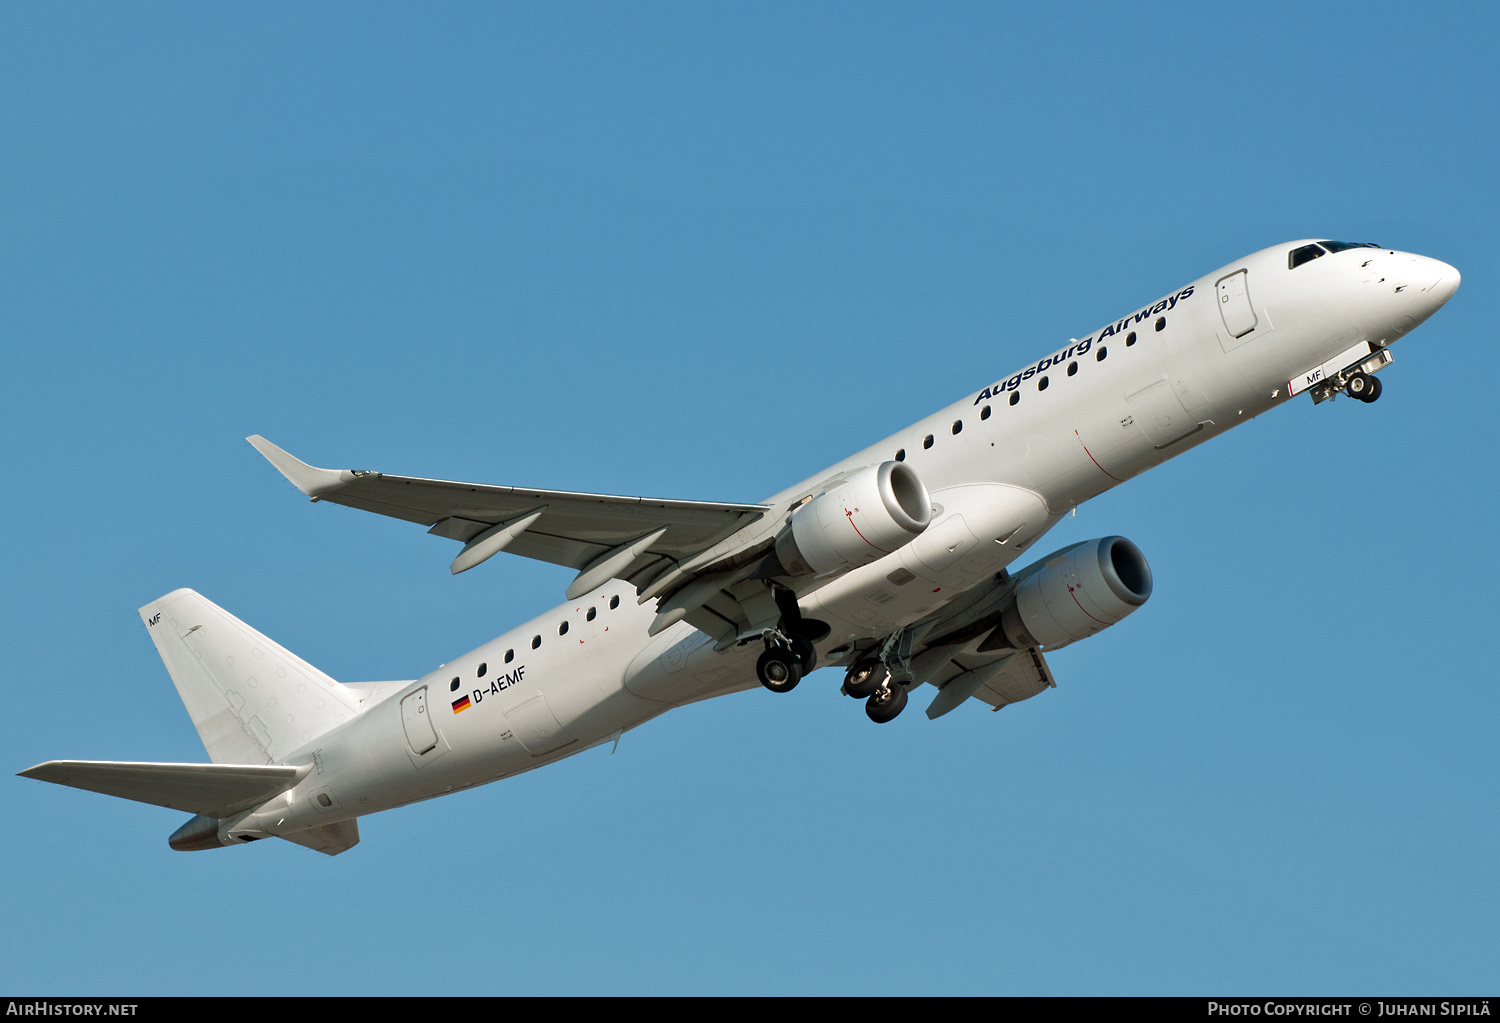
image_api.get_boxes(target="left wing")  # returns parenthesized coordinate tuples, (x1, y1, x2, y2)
(898, 570, 1057, 719)
(247, 436, 773, 602)
(919, 646, 1056, 718)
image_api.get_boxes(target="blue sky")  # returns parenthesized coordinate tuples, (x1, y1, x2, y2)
(2, 2, 1496, 995)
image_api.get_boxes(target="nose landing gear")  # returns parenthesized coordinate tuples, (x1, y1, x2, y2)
(1345, 371, 1382, 403)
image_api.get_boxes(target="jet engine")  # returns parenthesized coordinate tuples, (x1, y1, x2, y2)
(772, 461, 931, 577)
(997, 536, 1153, 651)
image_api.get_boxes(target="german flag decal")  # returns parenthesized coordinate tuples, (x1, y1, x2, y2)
(451, 695, 472, 714)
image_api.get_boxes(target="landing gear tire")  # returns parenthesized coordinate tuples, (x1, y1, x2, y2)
(865, 680, 909, 723)
(1346, 372, 1375, 401)
(790, 635, 817, 675)
(1360, 375, 1382, 403)
(843, 659, 887, 699)
(757, 644, 802, 693)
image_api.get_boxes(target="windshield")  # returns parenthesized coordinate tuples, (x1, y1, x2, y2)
(1289, 244, 1325, 269)
(1319, 240, 1380, 253)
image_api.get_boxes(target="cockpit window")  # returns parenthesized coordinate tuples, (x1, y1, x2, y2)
(1319, 240, 1380, 253)
(1289, 244, 1326, 269)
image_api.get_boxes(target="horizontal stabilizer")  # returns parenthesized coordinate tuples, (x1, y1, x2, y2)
(19, 761, 306, 819)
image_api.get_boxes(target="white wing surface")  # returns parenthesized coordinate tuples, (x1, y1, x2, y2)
(248, 436, 770, 601)
(897, 570, 1058, 718)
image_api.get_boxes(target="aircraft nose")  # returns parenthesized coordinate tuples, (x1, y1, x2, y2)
(1425, 258, 1461, 308)
(1375, 252, 1459, 341)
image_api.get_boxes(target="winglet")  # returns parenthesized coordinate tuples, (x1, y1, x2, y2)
(246, 435, 355, 497)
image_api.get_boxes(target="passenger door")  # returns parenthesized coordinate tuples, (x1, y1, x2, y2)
(1216, 270, 1258, 338)
(400, 687, 438, 756)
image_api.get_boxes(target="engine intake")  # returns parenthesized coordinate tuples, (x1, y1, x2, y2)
(772, 461, 931, 577)
(999, 536, 1153, 651)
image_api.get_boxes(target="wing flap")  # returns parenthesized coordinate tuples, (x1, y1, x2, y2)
(19, 761, 306, 818)
(973, 647, 1055, 710)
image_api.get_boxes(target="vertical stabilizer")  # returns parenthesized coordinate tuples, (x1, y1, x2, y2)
(139, 589, 360, 764)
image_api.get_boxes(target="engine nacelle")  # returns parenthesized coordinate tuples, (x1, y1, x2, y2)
(999, 536, 1153, 651)
(773, 461, 931, 577)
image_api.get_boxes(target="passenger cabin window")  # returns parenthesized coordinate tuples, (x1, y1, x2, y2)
(923, 434, 934, 449)
(450, 677, 460, 691)
(1289, 244, 1326, 269)
(559, 621, 569, 636)
(531, 635, 541, 649)
(1125, 331, 1136, 347)
(609, 595, 620, 610)
(952, 420, 962, 435)
(895, 448, 906, 461)
(1155, 317, 1166, 332)
(979, 406, 991, 420)
(1067, 361, 1078, 376)
(478, 663, 487, 678)
(505, 649, 514, 663)
(587, 607, 596, 621)
(1038, 376, 1049, 391)
(1009, 392, 1020, 406)
(1097, 346, 1108, 361)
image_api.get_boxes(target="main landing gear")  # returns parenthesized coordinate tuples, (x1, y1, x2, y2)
(754, 588, 823, 694)
(758, 633, 912, 722)
(842, 658, 910, 724)
(748, 584, 910, 722)
(756, 634, 816, 694)
(1345, 371, 1382, 403)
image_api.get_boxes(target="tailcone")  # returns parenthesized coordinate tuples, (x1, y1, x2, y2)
(168, 814, 227, 852)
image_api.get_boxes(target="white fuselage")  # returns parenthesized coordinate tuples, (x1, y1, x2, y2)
(230, 240, 1459, 841)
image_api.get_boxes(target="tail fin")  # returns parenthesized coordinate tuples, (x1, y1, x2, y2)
(139, 589, 361, 764)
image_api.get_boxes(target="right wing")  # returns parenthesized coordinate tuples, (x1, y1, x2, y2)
(247, 436, 780, 623)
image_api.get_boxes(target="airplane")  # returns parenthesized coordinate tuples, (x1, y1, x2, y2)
(21, 239, 1460, 856)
